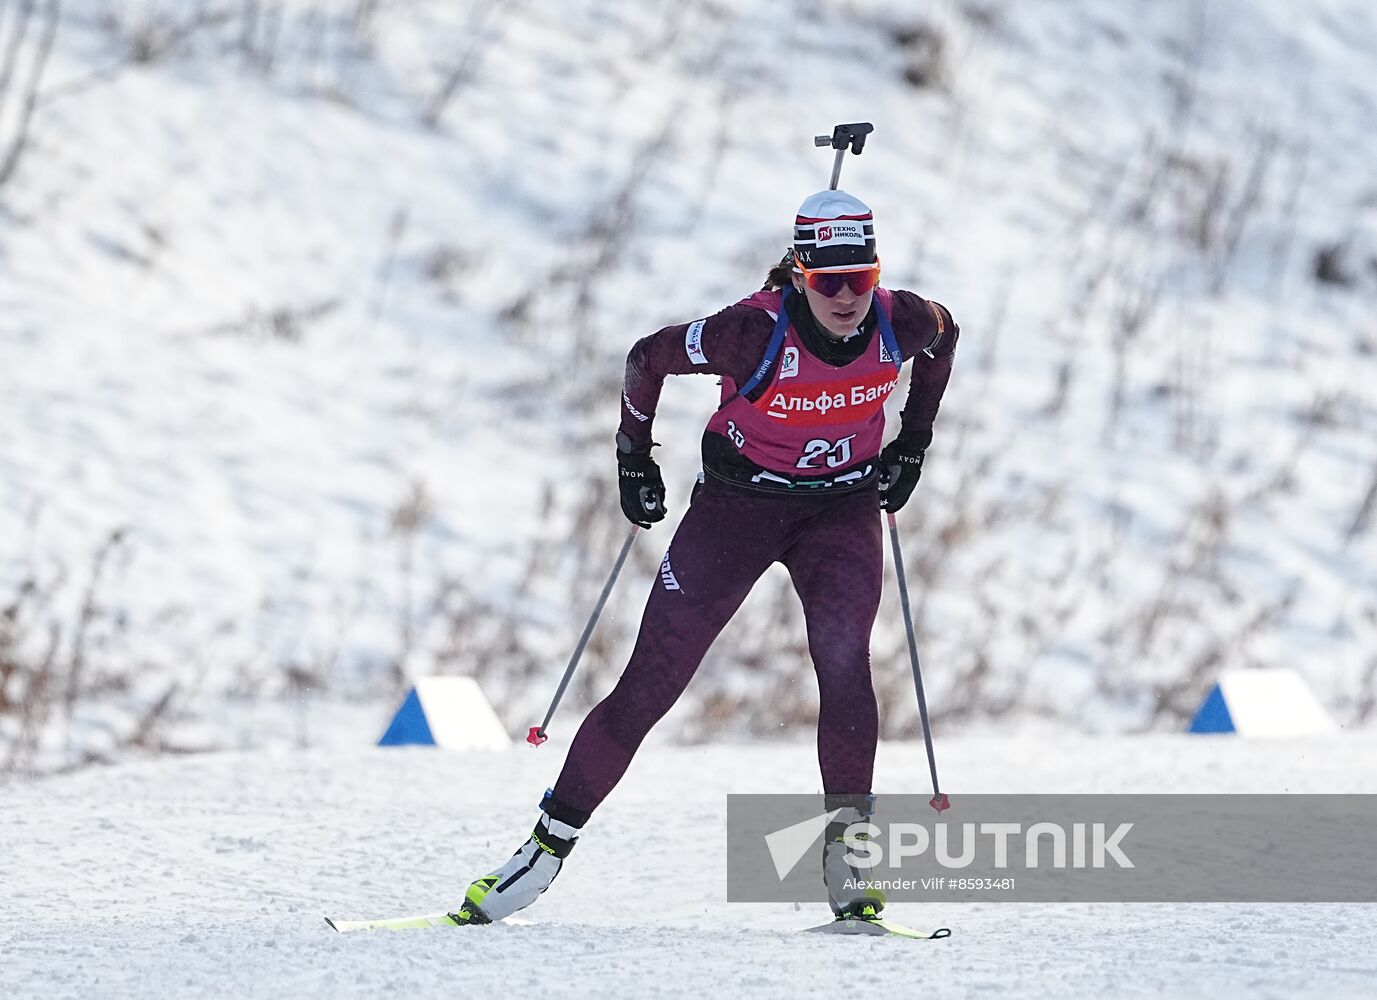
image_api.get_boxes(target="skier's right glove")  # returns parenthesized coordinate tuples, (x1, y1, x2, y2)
(616, 432, 667, 528)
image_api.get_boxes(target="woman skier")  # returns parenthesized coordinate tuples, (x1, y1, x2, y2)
(455, 189, 959, 925)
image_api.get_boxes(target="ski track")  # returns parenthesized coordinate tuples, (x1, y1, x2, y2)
(4, 735, 1377, 999)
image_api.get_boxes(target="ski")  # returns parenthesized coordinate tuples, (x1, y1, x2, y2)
(325, 912, 464, 932)
(803, 917, 951, 940)
(324, 912, 534, 933)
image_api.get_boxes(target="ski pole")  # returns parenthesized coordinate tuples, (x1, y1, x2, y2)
(885, 511, 950, 812)
(814, 122, 874, 190)
(527, 524, 640, 746)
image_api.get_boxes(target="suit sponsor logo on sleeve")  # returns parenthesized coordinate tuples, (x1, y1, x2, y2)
(660, 552, 681, 591)
(686, 319, 708, 365)
(623, 390, 650, 422)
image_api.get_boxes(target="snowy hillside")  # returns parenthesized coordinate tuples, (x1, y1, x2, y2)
(2, 0, 1376, 771)
(4, 733, 1377, 999)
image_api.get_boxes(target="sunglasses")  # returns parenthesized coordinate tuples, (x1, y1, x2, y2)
(794, 255, 882, 298)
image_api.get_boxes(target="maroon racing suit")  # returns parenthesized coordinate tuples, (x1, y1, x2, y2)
(550, 285, 958, 819)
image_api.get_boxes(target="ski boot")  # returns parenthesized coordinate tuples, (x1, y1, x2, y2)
(451, 794, 586, 925)
(821, 795, 886, 922)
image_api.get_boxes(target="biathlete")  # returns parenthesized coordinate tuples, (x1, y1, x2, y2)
(456, 189, 959, 924)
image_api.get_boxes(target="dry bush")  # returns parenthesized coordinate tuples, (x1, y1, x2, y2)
(421, 0, 497, 128)
(0, 526, 183, 778)
(41, 0, 407, 108)
(1313, 241, 1357, 288)
(197, 297, 341, 341)
(890, 22, 949, 91)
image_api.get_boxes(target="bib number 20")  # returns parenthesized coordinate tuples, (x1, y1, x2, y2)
(797, 435, 855, 470)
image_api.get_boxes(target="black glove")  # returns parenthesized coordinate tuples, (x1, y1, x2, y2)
(878, 435, 927, 512)
(616, 433, 667, 528)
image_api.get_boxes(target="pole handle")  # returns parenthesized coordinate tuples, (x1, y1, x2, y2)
(814, 122, 874, 153)
(815, 123, 874, 191)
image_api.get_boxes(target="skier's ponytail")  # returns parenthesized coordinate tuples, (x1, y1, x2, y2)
(762, 250, 797, 291)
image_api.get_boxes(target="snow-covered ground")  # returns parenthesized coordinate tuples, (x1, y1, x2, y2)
(4, 734, 1376, 999)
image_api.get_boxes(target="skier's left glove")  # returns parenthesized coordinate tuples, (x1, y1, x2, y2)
(878, 433, 929, 512)
(616, 432, 667, 528)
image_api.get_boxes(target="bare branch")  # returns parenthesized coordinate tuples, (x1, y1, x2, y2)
(0, 0, 59, 190)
